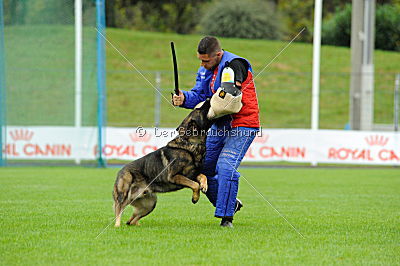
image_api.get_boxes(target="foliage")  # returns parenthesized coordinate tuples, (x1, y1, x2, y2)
(199, 0, 283, 40)
(277, 0, 400, 42)
(106, 0, 209, 34)
(322, 4, 400, 51)
(321, 4, 352, 47)
(276, 0, 315, 42)
(375, 4, 400, 51)
(3, 0, 400, 43)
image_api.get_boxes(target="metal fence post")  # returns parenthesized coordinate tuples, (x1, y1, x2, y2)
(0, 0, 6, 166)
(154, 72, 161, 128)
(74, 0, 83, 165)
(96, 0, 106, 167)
(395, 74, 400, 132)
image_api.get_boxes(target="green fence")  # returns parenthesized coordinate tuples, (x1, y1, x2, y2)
(0, 0, 106, 166)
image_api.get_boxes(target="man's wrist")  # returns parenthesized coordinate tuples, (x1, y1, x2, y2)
(180, 91, 186, 107)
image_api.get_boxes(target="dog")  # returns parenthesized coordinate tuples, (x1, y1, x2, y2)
(113, 99, 212, 227)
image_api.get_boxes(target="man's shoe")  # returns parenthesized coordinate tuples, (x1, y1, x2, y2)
(220, 218, 233, 228)
(234, 198, 243, 214)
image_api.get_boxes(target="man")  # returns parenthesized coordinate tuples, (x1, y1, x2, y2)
(172, 36, 260, 227)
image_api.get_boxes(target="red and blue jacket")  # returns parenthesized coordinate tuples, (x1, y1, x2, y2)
(181, 51, 260, 128)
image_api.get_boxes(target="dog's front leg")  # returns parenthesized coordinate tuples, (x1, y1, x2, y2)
(170, 174, 201, 204)
(196, 174, 208, 193)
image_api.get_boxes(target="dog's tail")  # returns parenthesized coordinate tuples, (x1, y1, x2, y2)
(113, 169, 133, 227)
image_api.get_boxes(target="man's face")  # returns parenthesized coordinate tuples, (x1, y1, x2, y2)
(197, 52, 222, 70)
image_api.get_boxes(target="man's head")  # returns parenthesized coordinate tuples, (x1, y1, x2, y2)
(197, 36, 223, 70)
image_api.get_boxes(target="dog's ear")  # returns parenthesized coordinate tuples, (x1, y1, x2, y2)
(194, 99, 211, 111)
(199, 98, 211, 111)
(176, 116, 190, 132)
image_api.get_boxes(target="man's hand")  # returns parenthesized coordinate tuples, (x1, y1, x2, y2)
(172, 90, 185, 106)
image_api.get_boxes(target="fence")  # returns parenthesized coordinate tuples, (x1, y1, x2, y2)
(0, 0, 106, 166)
(106, 70, 400, 130)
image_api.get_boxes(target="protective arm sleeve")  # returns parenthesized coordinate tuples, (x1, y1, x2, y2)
(229, 59, 249, 85)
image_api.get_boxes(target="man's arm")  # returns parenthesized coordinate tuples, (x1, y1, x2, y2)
(172, 69, 207, 109)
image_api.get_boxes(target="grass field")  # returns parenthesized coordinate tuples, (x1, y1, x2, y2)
(1, 167, 399, 264)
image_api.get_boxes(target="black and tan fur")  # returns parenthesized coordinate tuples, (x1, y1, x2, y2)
(113, 100, 212, 227)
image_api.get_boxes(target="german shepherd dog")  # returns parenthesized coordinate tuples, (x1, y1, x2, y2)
(113, 99, 212, 227)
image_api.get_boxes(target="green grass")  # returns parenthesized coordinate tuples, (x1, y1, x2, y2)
(1, 167, 399, 264)
(4, 26, 400, 128)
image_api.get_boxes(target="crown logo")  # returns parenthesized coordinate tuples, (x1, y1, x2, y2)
(129, 132, 151, 142)
(9, 129, 34, 142)
(364, 135, 388, 146)
(253, 134, 269, 144)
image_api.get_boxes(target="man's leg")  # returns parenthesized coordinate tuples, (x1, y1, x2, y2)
(214, 127, 258, 219)
(202, 125, 226, 206)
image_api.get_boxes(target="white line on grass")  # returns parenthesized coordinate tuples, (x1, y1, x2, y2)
(95, 158, 176, 239)
(95, 28, 176, 109)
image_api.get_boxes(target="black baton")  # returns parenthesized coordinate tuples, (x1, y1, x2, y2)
(170, 42, 179, 96)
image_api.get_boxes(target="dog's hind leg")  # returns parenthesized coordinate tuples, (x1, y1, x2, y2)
(114, 202, 123, 227)
(127, 193, 157, 226)
(113, 170, 134, 227)
(126, 214, 136, 226)
(170, 174, 201, 204)
(113, 186, 124, 227)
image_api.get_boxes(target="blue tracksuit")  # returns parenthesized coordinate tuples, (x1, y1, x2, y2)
(181, 51, 259, 218)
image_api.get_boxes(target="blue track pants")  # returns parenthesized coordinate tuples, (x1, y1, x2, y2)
(202, 123, 258, 218)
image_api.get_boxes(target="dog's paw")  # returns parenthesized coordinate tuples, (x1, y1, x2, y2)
(115, 218, 121, 227)
(126, 220, 140, 226)
(197, 174, 208, 194)
(192, 193, 199, 204)
(200, 182, 208, 193)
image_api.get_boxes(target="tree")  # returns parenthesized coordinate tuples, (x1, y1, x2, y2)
(200, 0, 283, 40)
(276, 0, 400, 42)
(106, 0, 210, 34)
(322, 4, 400, 51)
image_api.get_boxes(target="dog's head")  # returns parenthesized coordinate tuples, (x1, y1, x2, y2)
(176, 99, 212, 138)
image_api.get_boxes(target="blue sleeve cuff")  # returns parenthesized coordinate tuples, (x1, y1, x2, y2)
(181, 90, 192, 109)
